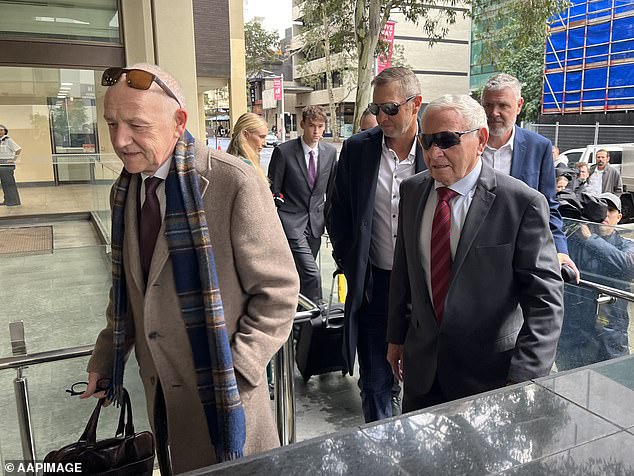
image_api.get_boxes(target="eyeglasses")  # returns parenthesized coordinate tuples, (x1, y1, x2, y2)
(367, 95, 416, 116)
(101, 67, 182, 107)
(66, 378, 111, 397)
(418, 128, 480, 150)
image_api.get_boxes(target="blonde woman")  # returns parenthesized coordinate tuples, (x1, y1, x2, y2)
(227, 112, 269, 183)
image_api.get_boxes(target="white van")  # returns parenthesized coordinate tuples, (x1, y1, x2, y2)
(558, 143, 634, 172)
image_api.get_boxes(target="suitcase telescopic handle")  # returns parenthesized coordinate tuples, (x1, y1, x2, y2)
(325, 270, 343, 328)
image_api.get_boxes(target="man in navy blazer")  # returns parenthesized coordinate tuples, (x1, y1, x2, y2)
(481, 73, 579, 280)
(328, 67, 426, 422)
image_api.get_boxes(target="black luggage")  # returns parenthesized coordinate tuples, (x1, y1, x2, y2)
(295, 271, 348, 382)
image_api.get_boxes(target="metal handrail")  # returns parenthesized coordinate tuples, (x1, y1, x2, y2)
(1, 296, 321, 465)
(562, 265, 634, 302)
(0, 344, 94, 371)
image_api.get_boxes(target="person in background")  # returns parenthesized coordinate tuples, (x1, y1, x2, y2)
(328, 67, 426, 422)
(227, 112, 269, 183)
(553, 145, 568, 168)
(587, 149, 623, 196)
(481, 73, 579, 281)
(387, 94, 563, 412)
(0, 124, 22, 206)
(359, 108, 379, 131)
(82, 63, 299, 474)
(556, 175, 569, 193)
(268, 105, 338, 305)
(557, 193, 633, 370)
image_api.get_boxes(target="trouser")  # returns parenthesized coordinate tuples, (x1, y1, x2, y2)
(288, 231, 322, 304)
(0, 165, 20, 205)
(356, 265, 395, 423)
(154, 382, 173, 476)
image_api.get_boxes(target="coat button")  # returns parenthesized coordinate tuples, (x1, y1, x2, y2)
(148, 331, 158, 339)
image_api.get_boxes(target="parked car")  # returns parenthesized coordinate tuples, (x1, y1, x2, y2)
(266, 132, 280, 147)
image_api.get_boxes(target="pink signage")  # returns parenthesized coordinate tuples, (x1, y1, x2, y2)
(377, 21, 396, 74)
(273, 78, 282, 100)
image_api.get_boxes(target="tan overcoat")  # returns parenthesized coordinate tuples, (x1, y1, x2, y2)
(88, 142, 299, 474)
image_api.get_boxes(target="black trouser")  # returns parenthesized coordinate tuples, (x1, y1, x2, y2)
(288, 231, 322, 304)
(0, 165, 20, 205)
(154, 382, 173, 476)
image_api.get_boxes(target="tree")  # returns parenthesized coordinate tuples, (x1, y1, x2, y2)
(472, 0, 570, 122)
(244, 20, 281, 76)
(300, 0, 466, 132)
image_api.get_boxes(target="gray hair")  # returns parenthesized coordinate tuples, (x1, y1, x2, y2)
(422, 94, 488, 131)
(128, 62, 187, 109)
(371, 67, 421, 98)
(482, 73, 522, 100)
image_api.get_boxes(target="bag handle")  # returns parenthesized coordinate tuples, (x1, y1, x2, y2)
(78, 388, 134, 445)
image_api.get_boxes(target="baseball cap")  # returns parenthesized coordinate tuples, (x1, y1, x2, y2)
(598, 192, 622, 212)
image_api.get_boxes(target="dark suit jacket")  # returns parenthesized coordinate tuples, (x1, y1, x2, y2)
(387, 162, 564, 405)
(589, 163, 623, 196)
(511, 126, 568, 254)
(327, 125, 426, 372)
(268, 137, 337, 239)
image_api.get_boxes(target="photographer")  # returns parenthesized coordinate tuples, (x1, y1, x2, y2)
(556, 193, 634, 370)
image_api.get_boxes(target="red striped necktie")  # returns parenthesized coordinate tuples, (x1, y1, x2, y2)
(430, 187, 458, 324)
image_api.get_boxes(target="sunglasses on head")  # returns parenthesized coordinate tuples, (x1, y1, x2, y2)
(368, 95, 416, 116)
(418, 128, 480, 150)
(101, 67, 182, 107)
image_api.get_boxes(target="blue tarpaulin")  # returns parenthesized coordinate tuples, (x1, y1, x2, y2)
(543, 0, 634, 113)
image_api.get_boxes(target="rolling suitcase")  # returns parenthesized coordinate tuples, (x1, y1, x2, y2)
(295, 271, 348, 382)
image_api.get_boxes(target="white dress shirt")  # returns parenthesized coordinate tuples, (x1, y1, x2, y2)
(140, 156, 172, 220)
(482, 126, 515, 175)
(370, 133, 417, 270)
(420, 160, 482, 298)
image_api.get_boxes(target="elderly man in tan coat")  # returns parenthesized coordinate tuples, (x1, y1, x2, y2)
(81, 63, 299, 475)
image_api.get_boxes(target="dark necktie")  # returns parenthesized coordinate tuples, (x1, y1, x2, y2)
(308, 150, 316, 189)
(430, 187, 458, 324)
(139, 176, 162, 283)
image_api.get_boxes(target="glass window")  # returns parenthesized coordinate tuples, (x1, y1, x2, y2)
(0, 0, 120, 44)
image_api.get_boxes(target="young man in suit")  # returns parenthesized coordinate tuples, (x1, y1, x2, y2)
(481, 73, 579, 281)
(82, 63, 299, 474)
(387, 94, 564, 412)
(268, 105, 337, 304)
(328, 67, 426, 422)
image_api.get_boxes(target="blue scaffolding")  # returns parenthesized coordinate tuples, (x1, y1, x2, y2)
(543, 0, 634, 114)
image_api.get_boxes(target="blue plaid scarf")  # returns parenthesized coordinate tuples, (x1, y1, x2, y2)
(108, 129, 246, 461)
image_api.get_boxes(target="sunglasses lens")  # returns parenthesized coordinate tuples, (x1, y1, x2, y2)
(420, 132, 461, 150)
(126, 69, 154, 90)
(368, 103, 380, 115)
(381, 104, 400, 116)
(101, 67, 123, 86)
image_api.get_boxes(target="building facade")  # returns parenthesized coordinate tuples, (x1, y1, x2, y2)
(0, 0, 246, 188)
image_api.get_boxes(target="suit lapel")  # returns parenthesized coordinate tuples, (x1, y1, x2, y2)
(316, 142, 329, 187)
(510, 125, 526, 178)
(359, 131, 383, 216)
(294, 138, 310, 188)
(451, 163, 497, 279)
(414, 175, 434, 304)
(147, 156, 210, 287)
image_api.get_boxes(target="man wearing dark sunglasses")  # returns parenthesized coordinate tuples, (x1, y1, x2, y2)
(82, 63, 299, 474)
(387, 94, 563, 413)
(328, 67, 426, 423)
(481, 73, 579, 283)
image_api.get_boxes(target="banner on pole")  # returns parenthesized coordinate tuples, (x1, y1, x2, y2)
(377, 21, 396, 74)
(273, 78, 282, 100)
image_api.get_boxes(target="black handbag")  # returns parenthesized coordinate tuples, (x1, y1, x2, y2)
(43, 388, 155, 475)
